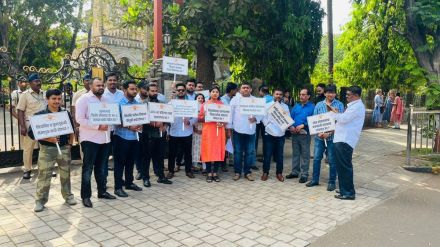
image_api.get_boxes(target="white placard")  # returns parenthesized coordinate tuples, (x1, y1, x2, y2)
(88, 103, 121, 125)
(205, 103, 231, 123)
(307, 113, 336, 135)
(121, 104, 150, 126)
(267, 102, 294, 131)
(163, 56, 188, 75)
(30, 111, 74, 140)
(239, 97, 266, 116)
(170, 99, 199, 118)
(148, 102, 174, 123)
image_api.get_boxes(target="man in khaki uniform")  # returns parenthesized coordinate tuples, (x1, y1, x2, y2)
(17, 73, 46, 179)
(10, 77, 28, 149)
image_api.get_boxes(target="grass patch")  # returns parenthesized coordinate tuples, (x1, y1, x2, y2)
(409, 148, 440, 167)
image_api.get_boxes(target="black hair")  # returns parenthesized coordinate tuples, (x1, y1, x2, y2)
(240, 81, 252, 88)
(138, 80, 148, 89)
(396, 92, 401, 97)
(105, 72, 118, 81)
(146, 83, 158, 91)
(196, 81, 204, 86)
(186, 78, 196, 84)
(175, 83, 186, 89)
(46, 89, 62, 99)
(317, 83, 326, 89)
(122, 80, 137, 89)
(259, 85, 270, 94)
(273, 88, 284, 93)
(209, 86, 220, 93)
(301, 87, 312, 96)
(225, 82, 238, 93)
(195, 93, 205, 102)
(348, 85, 362, 96)
(324, 84, 337, 93)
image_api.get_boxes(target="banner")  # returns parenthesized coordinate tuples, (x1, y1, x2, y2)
(30, 111, 74, 140)
(239, 97, 266, 116)
(121, 104, 150, 126)
(266, 102, 294, 131)
(88, 103, 121, 125)
(205, 103, 231, 123)
(148, 102, 174, 123)
(307, 113, 336, 135)
(170, 99, 199, 118)
(162, 56, 188, 75)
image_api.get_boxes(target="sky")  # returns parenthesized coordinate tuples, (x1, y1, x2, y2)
(320, 0, 353, 34)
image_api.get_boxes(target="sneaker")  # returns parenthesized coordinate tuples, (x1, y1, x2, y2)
(23, 171, 31, 179)
(245, 173, 255, 181)
(233, 173, 241, 181)
(65, 196, 77, 206)
(34, 201, 44, 212)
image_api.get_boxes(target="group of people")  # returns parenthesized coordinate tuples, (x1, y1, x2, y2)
(12, 73, 366, 212)
(372, 89, 404, 129)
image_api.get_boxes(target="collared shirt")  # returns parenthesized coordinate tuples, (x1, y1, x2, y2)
(262, 101, 290, 137)
(28, 107, 74, 147)
(135, 94, 148, 104)
(290, 101, 315, 133)
(114, 96, 139, 141)
(263, 94, 274, 103)
(329, 99, 366, 149)
(168, 99, 197, 137)
(103, 88, 125, 104)
(11, 88, 25, 108)
(72, 88, 88, 106)
(75, 91, 112, 144)
(229, 95, 264, 135)
(220, 94, 232, 105)
(313, 99, 345, 141)
(16, 89, 47, 120)
(185, 93, 196, 101)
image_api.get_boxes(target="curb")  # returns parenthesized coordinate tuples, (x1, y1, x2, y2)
(402, 166, 437, 174)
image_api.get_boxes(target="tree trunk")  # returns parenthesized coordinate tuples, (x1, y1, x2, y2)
(69, 0, 84, 54)
(196, 41, 215, 84)
(327, 0, 334, 83)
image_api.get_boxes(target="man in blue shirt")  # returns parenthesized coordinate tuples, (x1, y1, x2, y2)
(306, 85, 344, 191)
(286, 88, 315, 183)
(113, 80, 143, 197)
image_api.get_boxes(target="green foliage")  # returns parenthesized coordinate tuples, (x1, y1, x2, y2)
(425, 84, 440, 110)
(311, 34, 344, 86)
(333, 0, 428, 91)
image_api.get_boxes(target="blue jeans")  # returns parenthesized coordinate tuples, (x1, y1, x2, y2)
(80, 141, 109, 199)
(113, 135, 138, 190)
(233, 131, 255, 175)
(312, 138, 337, 184)
(334, 142, 355, 197)
(262, 134, 285, 174)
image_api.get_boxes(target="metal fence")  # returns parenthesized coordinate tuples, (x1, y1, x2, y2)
(406, 105, 440, 166)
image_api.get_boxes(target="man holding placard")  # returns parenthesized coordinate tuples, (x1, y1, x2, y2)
(261, 88, 292, 182)
(229, 82, 264, 181)
(112, 80, 144, 197)
(75, 77, 117, 208)
(286, 88, 315, 183)
(28, 89, 77, 212)
(306, 85, 344, 191)
(326, 86, 365, 200)
(167, 83, 197, 179)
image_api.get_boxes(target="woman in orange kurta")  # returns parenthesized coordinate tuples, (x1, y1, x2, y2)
(199, 87, 230, 182)
(391, 92, 404, 129)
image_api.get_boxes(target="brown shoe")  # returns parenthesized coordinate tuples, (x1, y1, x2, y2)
(276, 174, 285, 182)
(166, 172, 174, 179)
(245, 173, 255, 181)
(233, 173, 241, 181)
(186, 172, 195, 178)
(261, 173, 268, 181)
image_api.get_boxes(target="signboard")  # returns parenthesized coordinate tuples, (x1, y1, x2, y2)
(148, 102, 174, 123)
(163, 56, 188, 75)
(121, 104, 150, 126)
(170, 99, 199, 118)
(30, 111, 74, 140)
(266, 102, 294, 131)
(205, 104, 231, 123)
(239, 97, 266, 116)
(307, 113, 336, 135)
(88, 103, 121, 125)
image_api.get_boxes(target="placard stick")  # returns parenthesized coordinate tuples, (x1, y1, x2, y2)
(216, 125, 219, 137)
(55, 142, 62, 155)
(323, 135, 328, 147)
(182, 117, 185, 131)
(173, 74, 177, 83)
(249, 114, 253, 128)
(105, 131, 110, 143)
(136, 132, 139, 141)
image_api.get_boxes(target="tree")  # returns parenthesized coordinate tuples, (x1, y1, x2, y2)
(327, 0, 334, 82)
(0, 0, 80, 65)
(311, 34, 344, 85)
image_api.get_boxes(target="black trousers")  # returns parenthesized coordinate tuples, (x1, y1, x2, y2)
(113, 135, 137, 190)
(141, 135, 166, 180)
(80, 141, 109, 199)
(334, 142, 355, 197)
(168, 135, 193, 173)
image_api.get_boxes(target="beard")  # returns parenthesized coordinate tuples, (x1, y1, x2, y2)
(93, 89, 104, 96)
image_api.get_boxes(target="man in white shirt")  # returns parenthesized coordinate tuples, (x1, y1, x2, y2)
(229, 82, 262, 181)
(261, 88, 289, 182)
(327, 86, 365, 200)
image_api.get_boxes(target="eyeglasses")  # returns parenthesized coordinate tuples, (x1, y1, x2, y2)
(177, 89, 185, 92)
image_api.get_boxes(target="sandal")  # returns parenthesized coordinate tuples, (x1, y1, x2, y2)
(206, 176, 213, 183)
(213, 176, 220, 182)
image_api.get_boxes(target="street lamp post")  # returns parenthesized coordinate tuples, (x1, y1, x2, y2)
(163, 32, 171, 56)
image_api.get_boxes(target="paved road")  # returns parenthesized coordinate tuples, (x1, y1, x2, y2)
(0, 128, 432, 246)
